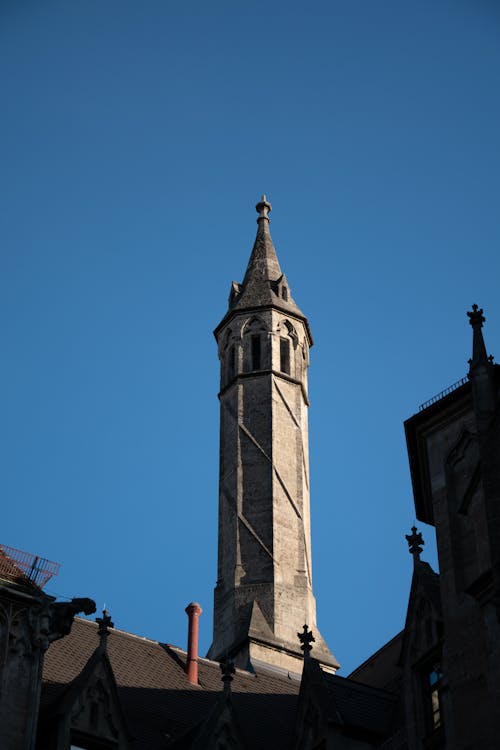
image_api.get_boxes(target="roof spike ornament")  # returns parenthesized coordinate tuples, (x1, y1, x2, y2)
(96, 608, 114, 651)
(298, 624, 315, 658)
(466, 304, 496, 424)
(467, 304, 492, 368)
(256, 194, 272, 222)
(219, 655, 235, 693)
(406, 526, 424, 563)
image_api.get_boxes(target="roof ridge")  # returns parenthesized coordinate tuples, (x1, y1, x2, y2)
(167, 644, 258, 678)
(74, 616, 164, 646)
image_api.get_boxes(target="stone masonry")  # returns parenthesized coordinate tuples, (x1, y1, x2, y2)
(207, 197, 338, 674)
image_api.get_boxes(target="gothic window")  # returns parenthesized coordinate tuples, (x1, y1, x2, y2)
(251, 334, 261, 370)
(280, 337, 290, 374)
(428, 665, 443, 730)
(242, 316, 267, 372)
(277, 319, 297, 376)
(227, 345, 236, 383)
(418, 655, 444, 739)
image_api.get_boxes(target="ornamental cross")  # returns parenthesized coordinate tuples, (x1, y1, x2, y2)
(467, 303, 485, 328)
(298, 624, 315, 656)
(96, 608, 114, 647)
(406, 526, 424, 561)
(220, 655, 235, 691)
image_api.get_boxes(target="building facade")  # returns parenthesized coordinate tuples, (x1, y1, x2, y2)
(0, 199, 499, 749)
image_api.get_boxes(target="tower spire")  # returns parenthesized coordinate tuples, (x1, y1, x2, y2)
(468, 304, 491, 368)
(467, 304, 496, 424)
(237, 195, 283, 298)
(217, 197, 312, 344)
(209, 198, 338, 674)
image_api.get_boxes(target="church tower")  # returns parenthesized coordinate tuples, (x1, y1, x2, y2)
(208, 197, 338, 674)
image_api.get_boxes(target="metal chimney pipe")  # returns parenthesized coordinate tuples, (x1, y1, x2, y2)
(185, 602, 202, 685)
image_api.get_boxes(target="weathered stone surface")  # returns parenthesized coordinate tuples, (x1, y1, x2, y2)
(208, 202, 338, 672)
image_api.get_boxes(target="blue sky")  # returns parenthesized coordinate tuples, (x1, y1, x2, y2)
(1, 1, 499, 674)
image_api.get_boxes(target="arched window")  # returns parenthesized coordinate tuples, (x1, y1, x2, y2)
(277, 320, 298, 376)
(280, 337, 290, 374)
(221, 328, 237, 387)
(242, 317, 267, 373)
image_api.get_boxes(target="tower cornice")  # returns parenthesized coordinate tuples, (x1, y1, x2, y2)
(217, 368, 311, 406)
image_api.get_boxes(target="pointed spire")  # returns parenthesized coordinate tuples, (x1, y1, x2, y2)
(467, 304, 496, 422)
(239, 195, 282, 289)
(96, 608, 114, 651)
(406, 526, 424, 564)
(467, 304, 492, 368)
(297, 624, 315, 658)
(225, 196, 307, 319)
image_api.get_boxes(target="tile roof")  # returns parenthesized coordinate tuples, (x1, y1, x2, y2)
(324, 673, 397, 736)
(42, 618, 301, 750)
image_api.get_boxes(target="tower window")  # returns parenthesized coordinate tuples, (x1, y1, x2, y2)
(280, 337, 290, 374)
(227, 345, 235, 383)
(251, 334, 261, 370)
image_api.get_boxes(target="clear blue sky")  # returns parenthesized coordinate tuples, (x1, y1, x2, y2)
(1, 1, 499, 674)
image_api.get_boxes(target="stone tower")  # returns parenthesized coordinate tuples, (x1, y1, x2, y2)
(208, 197, 338, 674)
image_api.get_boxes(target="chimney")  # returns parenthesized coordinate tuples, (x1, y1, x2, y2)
(185, 602, 202, 685)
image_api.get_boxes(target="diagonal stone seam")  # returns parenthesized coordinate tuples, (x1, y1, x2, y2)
(222, 398, 304, 523)
(302, 527, 312, 586)
(237, 425, 304, 521)
(273, 381, 310, 491)
(238, 422, 273, 464)
(272, 383, 312, 585)
(272, 466, 303, 520)
(221, 488, 275, 562)
(274, 381, 301, 429)
(238, 514, 275, 562)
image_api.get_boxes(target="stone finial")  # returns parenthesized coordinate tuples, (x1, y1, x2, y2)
(406, 526, 424, 562)
(256, 195, 272, 222)
(298, 624, 315, 657)
(96, 608, 114, 650)
(467, 304, 494, 367)
(467, 303, 485, 328)
(220, 655, 235, 692)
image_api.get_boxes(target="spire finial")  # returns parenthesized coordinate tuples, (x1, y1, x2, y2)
(219, 655, 235, 693)
(96, 608, 114, 650)
(467, 303, 485, 328)
(467, 303, 494, 368)
(406, 526, 424, 563)
(256, 195, 272, 223)
(297, 624, 315, 658)
(466, 303, 496, 424)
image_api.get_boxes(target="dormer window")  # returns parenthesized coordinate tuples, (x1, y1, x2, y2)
(281, 286, 288, 301)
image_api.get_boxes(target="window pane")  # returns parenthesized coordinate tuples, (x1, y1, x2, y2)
(280, 338, 290, 374)
(251, 335, 261, 370)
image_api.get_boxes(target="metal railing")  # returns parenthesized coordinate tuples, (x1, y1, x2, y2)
(0, 543, 60, 589)
(419, 375, 468, 412)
